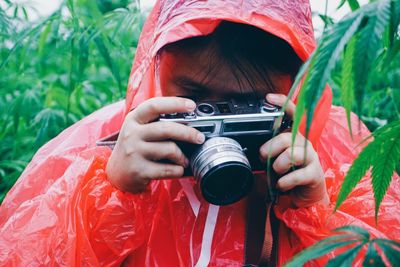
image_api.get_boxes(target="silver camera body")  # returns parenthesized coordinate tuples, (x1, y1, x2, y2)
(160, 98, 291, 206)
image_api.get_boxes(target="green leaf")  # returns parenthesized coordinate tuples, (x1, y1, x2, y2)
(33, 108, 64, 145)
(0, 160, 26, 173)
(348, 0, 361, 11)
(371, 121, 400, 221)
(38, 21, 53, 56)
(335, 121, 400, 220)
(375, 239, 400, 264)
(319, 14, 335, 27)
(338, 0, 347, 10)
(340, 36, 357, 136)
(362, 243, 385, 267)
(390, 0, 400, 42)
(337, 0, 360, 11)
(77, 34, 89, 82)
(375, 238, 400, 250)
(283, 239, 359, 267)
(325, 243, 365, 267)
(21, 7, 28, 20)
(352, 0, 392, 116)
(94, 36, 123, 96)
(290, 12, 364, 145)
(333, 225, 370, 240)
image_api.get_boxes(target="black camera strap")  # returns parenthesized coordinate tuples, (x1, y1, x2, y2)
(243, 179, 279, 267)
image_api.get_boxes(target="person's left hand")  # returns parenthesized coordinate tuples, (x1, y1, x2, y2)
(259, 93, 329, 208)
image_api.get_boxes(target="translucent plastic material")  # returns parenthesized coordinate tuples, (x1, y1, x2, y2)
(1, 0, 399, 266)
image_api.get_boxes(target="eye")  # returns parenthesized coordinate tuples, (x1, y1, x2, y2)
(181, 86, 207, 98)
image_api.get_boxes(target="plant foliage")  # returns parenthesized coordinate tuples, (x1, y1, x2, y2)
(288, 0, 400, 220)
(284, 225, 400, 267)
(0, 0, 144, 202)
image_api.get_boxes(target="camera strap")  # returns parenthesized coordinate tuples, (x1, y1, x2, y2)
(243, 182, 279, 267)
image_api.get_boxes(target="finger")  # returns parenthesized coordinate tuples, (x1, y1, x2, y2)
(272, 146, 313, 175)
(259, 132, 309, 161)
(276, 166, 315, 192)
(131, 97, 196, 124)
(143, 141, 189, 167)
(142, 121, 205, 144)
(266, 93, 296, 118)
(144, 161, 185, 179)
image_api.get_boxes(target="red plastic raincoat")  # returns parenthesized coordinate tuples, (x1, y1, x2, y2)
(1, 0, 399, 266)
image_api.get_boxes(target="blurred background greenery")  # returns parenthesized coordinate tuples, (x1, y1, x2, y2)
(0, 0, 399, 202)
(0, 0, 144, 201)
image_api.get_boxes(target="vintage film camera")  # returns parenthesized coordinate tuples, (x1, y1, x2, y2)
(159, 98, 291, 206)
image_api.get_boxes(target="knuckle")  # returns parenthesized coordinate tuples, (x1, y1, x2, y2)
(167, 142, 180, 158)
(302, 167, 314, 182)
(278, 133, 291, 147)
(162, 165, 177, 177)
(126, 110, 137, 121)
(292, 149, 305, 164)
(159, 125, 172, 138)
(272, 159, 281, 172)
(284, 148, 293, 159)
(147, 101, 159, 113)
(121, 125, 139, 142)
(189, 128, 199, 141)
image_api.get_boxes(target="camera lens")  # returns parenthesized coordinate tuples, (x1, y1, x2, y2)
(190, 137, 254, 205)
(196, 103, 215, 116)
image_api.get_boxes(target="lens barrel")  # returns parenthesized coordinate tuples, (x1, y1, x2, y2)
(190, 137, 254, 205)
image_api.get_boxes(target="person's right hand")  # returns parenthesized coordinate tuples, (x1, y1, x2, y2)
(106, 97, 206, 193)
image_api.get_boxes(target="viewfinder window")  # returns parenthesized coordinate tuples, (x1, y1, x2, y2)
(217, 103, 231, 114)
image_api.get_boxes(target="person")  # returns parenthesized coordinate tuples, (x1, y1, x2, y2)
(0, 1, 399, 266)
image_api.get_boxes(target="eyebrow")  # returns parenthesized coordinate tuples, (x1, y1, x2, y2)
(173, 76, 214, 93)
(173, 75, 259, 99)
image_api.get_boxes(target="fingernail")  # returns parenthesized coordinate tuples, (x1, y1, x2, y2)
(185, 100, 196, 110)
(267, 94, 278, 101)
(196, 133, 205, 144)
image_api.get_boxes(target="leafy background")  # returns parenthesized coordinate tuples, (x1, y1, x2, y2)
(0, 0, 144, 201)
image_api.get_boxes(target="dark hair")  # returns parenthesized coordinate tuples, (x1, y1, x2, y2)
(162, 21, 302, 96)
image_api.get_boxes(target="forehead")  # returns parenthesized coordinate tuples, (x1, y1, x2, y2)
(159, 43, 292, 98)
(162, 47, 252, 93)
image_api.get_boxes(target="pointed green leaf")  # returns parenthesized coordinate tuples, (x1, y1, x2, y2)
(338, 0, 347, 10)
(290, 13, 364, 144)
(374, 239, 400, 264)
(283, 239, 359, 267)
(325, 243, 365, 267)
(340, 36, 357, 137)
(333, 225, 370, 240)
(94, 36, 123, 96)
(362, 243, 385, 267)
(38, 21, 53, 56)
(335, 121, 400, 219)
(335, 137, 374, 211)
(347, 0, 361, 11)
(370, 121, 400, 221)
(352, 0, 391, 116)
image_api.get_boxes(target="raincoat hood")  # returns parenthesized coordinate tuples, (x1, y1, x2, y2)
(125, 0, 332, 145)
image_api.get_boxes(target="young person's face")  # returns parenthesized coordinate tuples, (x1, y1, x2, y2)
(158, 45, 293, 101)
